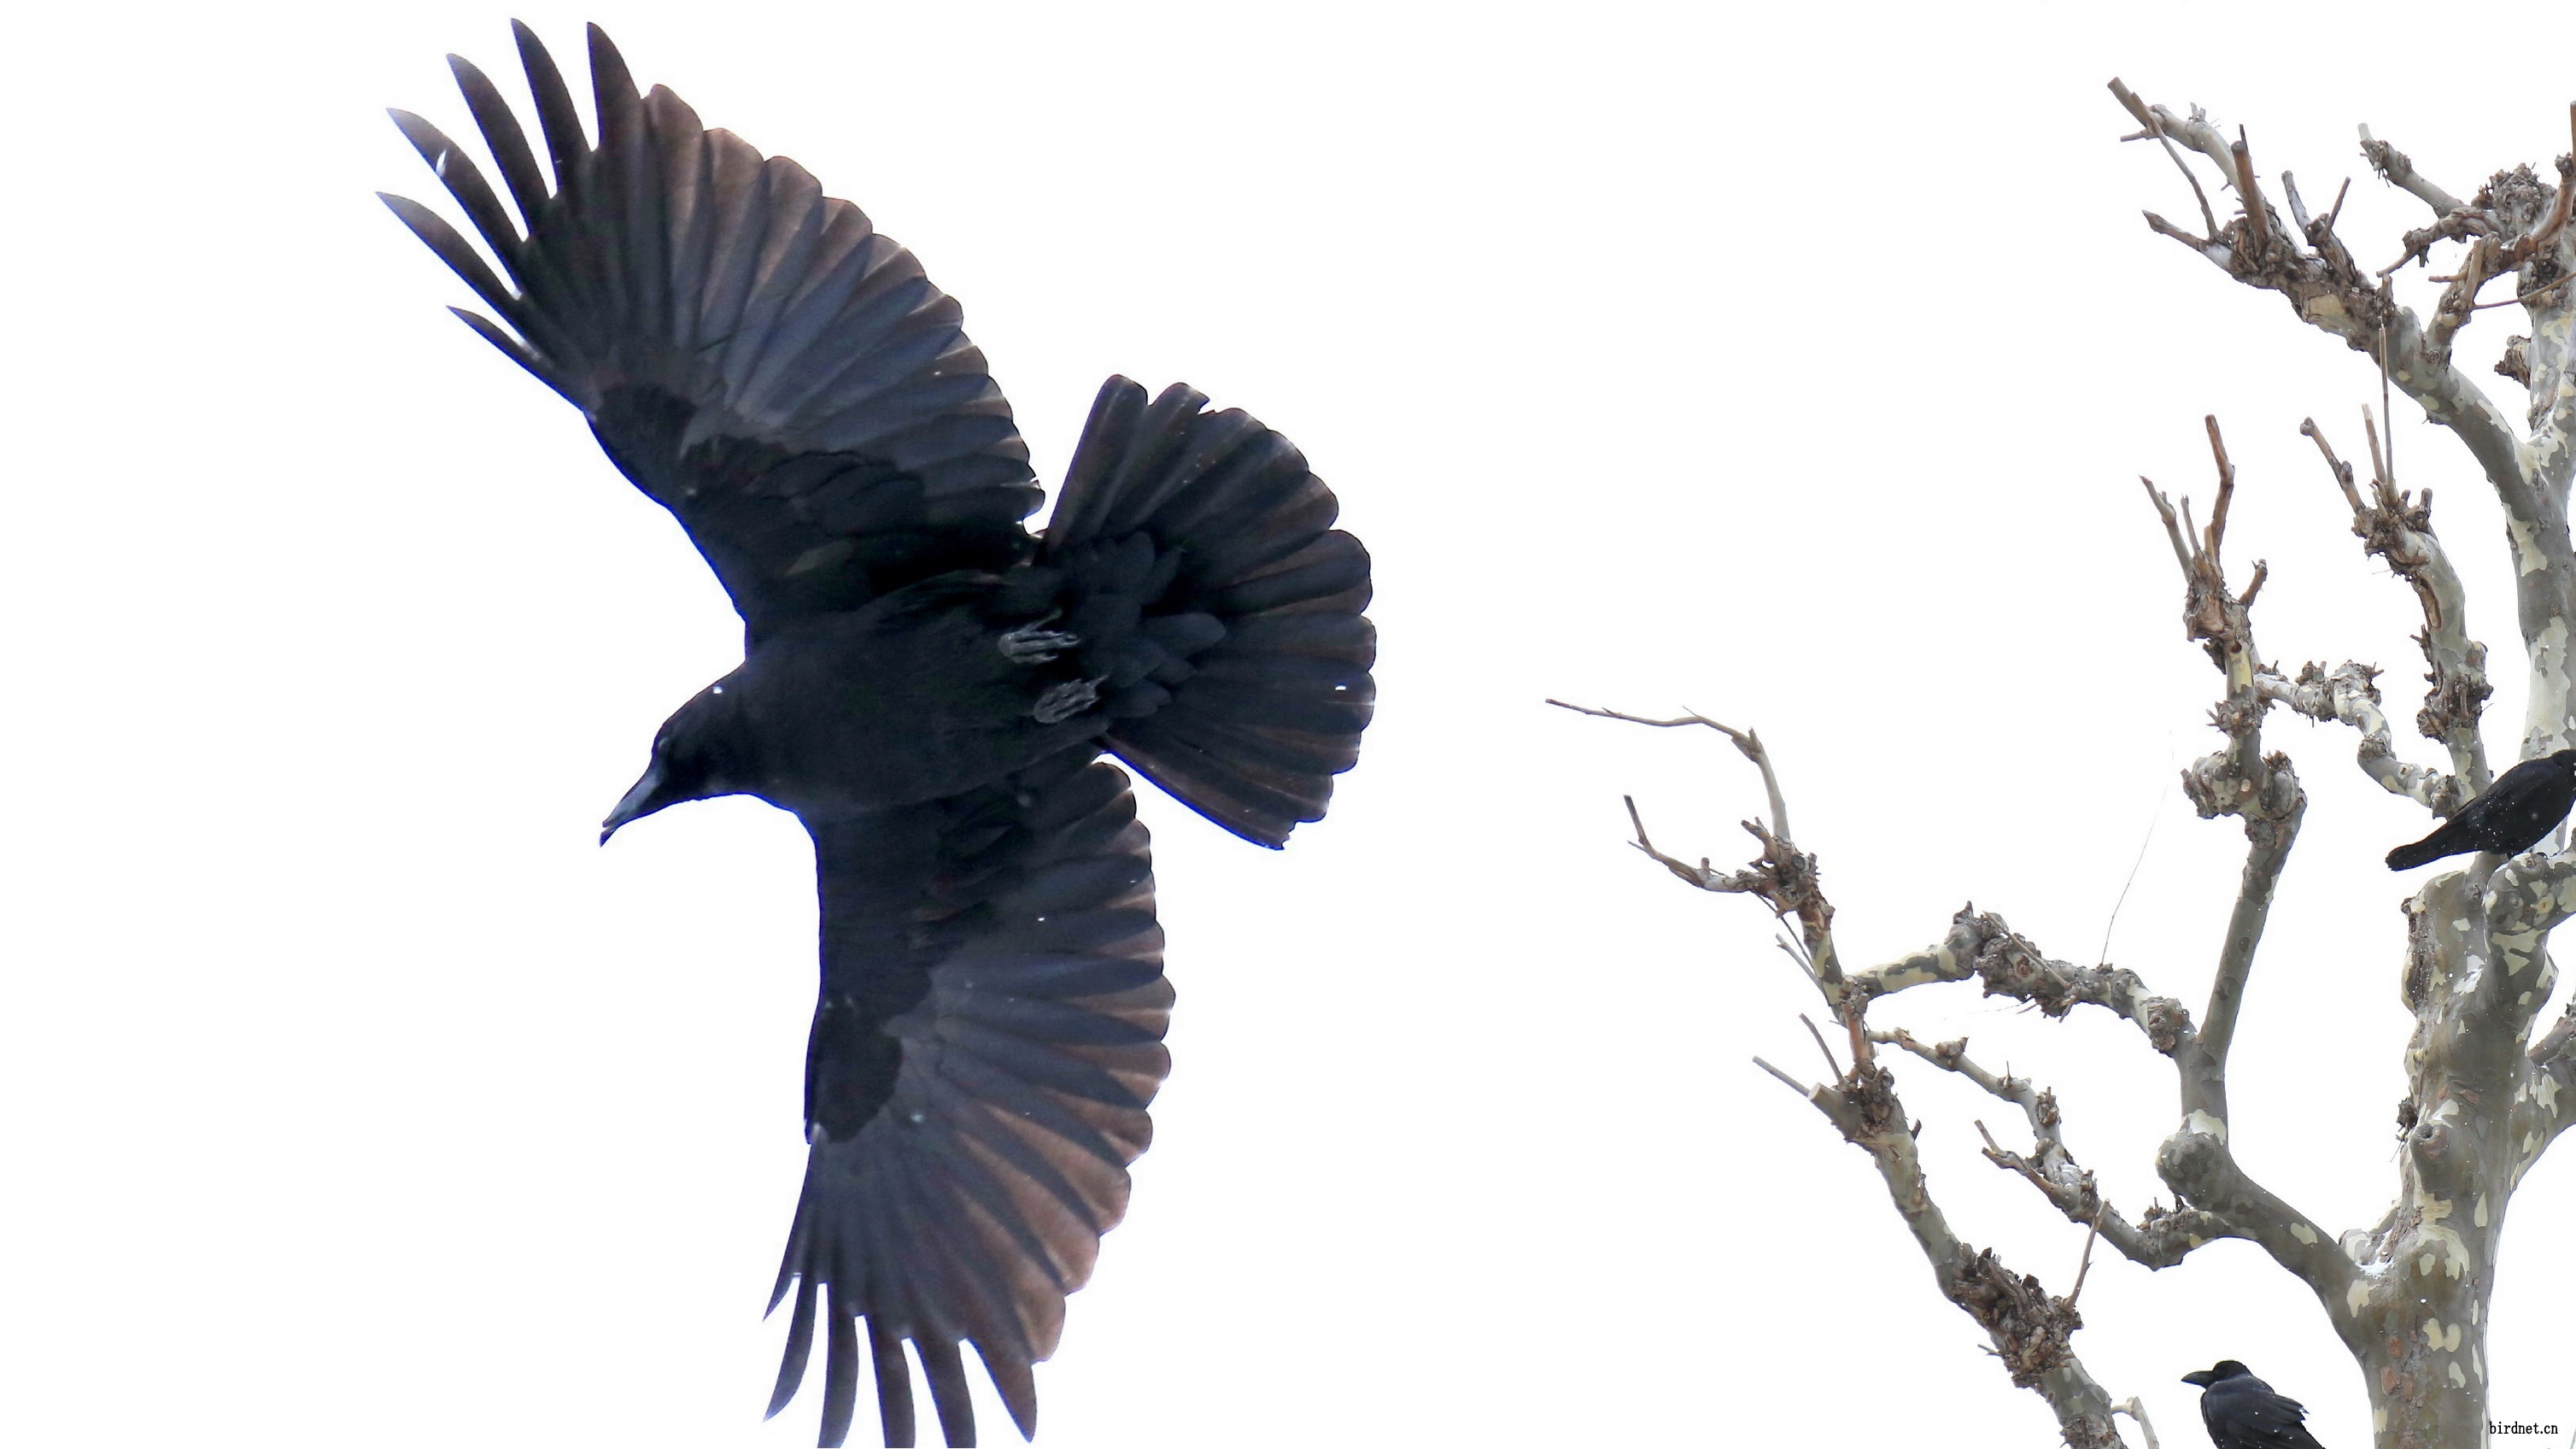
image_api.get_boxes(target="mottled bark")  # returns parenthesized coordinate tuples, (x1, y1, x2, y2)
(2110, 90, 2576, 1449)
(1554, 90, 2573, 1449)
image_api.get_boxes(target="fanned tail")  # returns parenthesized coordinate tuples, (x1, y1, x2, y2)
(1038, 378, 1375, 848)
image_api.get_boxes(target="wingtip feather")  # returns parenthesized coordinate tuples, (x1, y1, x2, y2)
(767, 1277, 820, 1420)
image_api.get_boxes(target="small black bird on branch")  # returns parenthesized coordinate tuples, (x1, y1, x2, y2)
(384, 23, 1374, 1447)
(2181, 1360, 2327, 1449)
(2385, 748, 2576, 870)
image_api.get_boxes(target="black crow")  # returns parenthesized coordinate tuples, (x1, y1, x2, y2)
(2181, 1360, 2327, 1449)
(383, 24, 1373, 1446)
(2385, 748, 2576, 870)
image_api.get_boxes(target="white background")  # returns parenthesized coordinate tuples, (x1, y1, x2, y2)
(5, 2, 2573, 1445)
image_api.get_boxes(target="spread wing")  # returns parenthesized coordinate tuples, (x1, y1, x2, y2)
(383, 23, 1041, 644)
(780, 751, 1169, 1446)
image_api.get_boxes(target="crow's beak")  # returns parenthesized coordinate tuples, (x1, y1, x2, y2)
(2181, 1370, 2214, 1388)
(600, 761, 670, 845)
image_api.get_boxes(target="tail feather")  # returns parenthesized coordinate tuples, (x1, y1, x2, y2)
(2386, 818, 2463, 870)
(1042, 378, 1375, 848)
(2386, 837, 2446, 871)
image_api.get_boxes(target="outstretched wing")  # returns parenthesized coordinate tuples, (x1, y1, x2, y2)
(780, 750, 1169, 1446)
(383, 23, 1041, 643)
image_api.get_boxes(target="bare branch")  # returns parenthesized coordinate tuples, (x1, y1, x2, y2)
(1850, 907, 2192, 1054)
(2282, 170, 2312, 234)
(2202, 414, 2238, 555)
(2232, 130, 2270, 254)
(1788, 1059, 2129, 1446)
(2300, 415, 2491, 791)
(1547, 700, 1792, 843)
(2114, 1399, 2163, 1449)
(2468, 272, 2576, 312)
(2425, 232, 2501, 361)
(1566, 703, 1858, 1062)
(1799, 1013, 1842, 1080)
(2257, 661, 2466, 813)
(2111, 79, 2222, 242)
(2067, 1204, 2106, 1308)
(2127, 89, 2576, 777)
(2121, 92, 2538, 540)
(1753, 1055, 1815, 1100)
(2140, 477, 2192, 571)
(1619, 87, 2576, 1449)
(2362, 124, 2468, 216)
(2380, 208, 2491, 280)
(1616, 793, 1760, 895)
(1877, 1027, 2232, 1270)
(2129, 423, 2363, 1308)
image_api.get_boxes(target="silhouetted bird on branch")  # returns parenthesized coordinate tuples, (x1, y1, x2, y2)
(2181, 1360, 2327, 1449)
(384, 23, 1373, 1446)
(2384, 748, 2576, 870)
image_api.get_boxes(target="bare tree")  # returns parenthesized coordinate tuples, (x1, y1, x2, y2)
(1557, 87, 2576, 1449)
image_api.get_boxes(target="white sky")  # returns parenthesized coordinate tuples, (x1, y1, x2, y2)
(6, 2, 2573, 1445)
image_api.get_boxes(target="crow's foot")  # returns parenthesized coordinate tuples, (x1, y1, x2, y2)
(1033, 678, 1104, 724)
(999, 614, 1081, 663)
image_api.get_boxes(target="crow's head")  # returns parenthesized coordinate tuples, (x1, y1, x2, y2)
(601, 677, 756, 843)
(2181, 1360, 2251, 1388)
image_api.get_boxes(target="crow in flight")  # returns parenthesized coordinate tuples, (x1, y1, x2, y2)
(383, 24, 1373, 1446)
(2385, 748, 2576, 870)
(2181, 1361, 2327, 1449)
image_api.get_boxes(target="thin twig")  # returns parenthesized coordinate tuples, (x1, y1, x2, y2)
(2377, 279, 2396, 483)
(2467, 270, 2576, 312)
(1619, 794, 1726, 890)
(2068, 1201, 2108, 1307)
(2141, 478, 2192, 570)
(1775, 934, 1818, 985)
(2108, 77, 2221, 238)
(2202, 415, 2236, 559)
(1752, 1056, 1811, 1098)
(2300, 417, 2363, 511)
(1549, 699, 1793, 844)
(1799, 1014, 1842, 1079)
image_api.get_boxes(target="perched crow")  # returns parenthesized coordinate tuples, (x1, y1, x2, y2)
(2181, 1361, 2327, 1449)
(2385, 748, 2576, 870)
(384, 24, 1373, 1446)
